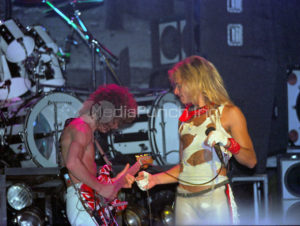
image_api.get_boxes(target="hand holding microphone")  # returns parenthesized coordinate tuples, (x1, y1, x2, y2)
(206, 127, 229, 148)
(205, 127, 240, 155)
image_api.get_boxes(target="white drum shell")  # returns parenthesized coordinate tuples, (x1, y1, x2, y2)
(0, 54, 31, 100)
(109, 92, 182, 165)
(0, 19, 35, 63)
(8, 92, 82, 167)
(26, 25, 65, 90)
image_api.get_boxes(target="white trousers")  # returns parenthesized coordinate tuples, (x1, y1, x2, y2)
(66, 184, 98, 226)
(175, 185, 239, 225)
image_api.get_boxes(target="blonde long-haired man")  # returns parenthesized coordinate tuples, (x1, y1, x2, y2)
(136, 56, 257, 225)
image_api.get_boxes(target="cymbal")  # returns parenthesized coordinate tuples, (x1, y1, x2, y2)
(42, 0, 104, 15)
(13, 0, 103, 6)
(13, 0, 67, 5)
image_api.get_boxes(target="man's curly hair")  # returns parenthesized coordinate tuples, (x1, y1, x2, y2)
(79, 84, 137, 124)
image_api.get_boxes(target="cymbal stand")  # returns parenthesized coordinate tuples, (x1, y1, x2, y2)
(0, 110, 8, 147)
(44, 0, 122, 90)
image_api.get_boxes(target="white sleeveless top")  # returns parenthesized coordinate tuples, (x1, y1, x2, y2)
(178, 105, 232, 186)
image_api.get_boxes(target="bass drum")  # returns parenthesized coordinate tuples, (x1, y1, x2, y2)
(108, 91, 183, 165)
(7, 92, 82, 167)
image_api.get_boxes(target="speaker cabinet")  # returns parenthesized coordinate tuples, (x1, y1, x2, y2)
(279, 154, 300, 199)
(279, 154, 300, 224)
(151, 18, 190, 67)
(287, 68, 300, 146)
(150, 1, 194, 68)
(282, 199, 300, 224)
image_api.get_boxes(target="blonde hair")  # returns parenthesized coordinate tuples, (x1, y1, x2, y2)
(168, 55, 232, 105)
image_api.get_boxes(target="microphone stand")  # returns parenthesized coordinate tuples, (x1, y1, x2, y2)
(44, 0, 122, 91)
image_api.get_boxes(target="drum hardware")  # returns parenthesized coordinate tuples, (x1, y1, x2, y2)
(24, 24, 65, 93)
(44, 0, 121, 89)
(52, 99, 61, 166)
(149, 92, 182, 165)
(109, 92, 183, 166)
(6, 92, 82, 167)
(139, 143, 148, 152)
(158, 110, 167, 163)
(0, 128, 5, 147)
(46, 99, 75, 166)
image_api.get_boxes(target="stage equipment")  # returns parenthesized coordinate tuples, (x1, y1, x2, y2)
(151, 18, 188, 67)
(287, 68, 300, 146)
(160, 205, 174, 225)
(231, 174, 269, 225)
(0, 53, 31, 100)
(278, 154, 300, 224)
(15, 206, 45, 226)
(279, 154, 300, 199)
(44, 0, 120, 89)
(25, 25, 65, 92)
(7, 183, 33, 211)
(108, 91, 182, 165)
(0, 19, 34, 63)
(123, 205, 148, 226)
(7, 92, 82, 167)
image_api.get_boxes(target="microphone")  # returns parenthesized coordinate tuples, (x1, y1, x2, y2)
(205, 127, 225, 167)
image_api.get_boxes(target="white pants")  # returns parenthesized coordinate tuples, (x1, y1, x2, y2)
(175, 184, 239, 225)
(66, 184, 98, 226)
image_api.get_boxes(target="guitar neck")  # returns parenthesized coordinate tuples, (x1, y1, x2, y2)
(113, 161, 142, 192)
(127, 161, 142, 176)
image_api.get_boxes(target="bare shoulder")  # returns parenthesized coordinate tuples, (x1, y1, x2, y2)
(221, 104, 247, 128)
(63, 118, 93, 146)
(223, 104, 244, 118)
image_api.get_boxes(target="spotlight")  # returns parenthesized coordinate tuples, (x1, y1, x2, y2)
(16, 206, 45, 226)
(7, 183, 33, 211)
(161, 205, 174, 225)
(123, 205, 148, 226)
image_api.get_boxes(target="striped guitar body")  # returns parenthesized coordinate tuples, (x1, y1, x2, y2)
(80, 155, 153, 226)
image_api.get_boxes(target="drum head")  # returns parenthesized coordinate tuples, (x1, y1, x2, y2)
(149, 92, 183, 165)
(108, 91, 182, 166)
(23, 92, 82, 167)
(0, 19, 35, 63)
(6, 36, 35, 63)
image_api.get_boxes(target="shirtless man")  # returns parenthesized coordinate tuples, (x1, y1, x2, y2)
(60, 84, 137, 225)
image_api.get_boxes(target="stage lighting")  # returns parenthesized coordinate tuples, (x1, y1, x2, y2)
(160, 205, 174, 225)
(16, 206, 44, 226)
(123, 205, 148, 226)
(7, 183, 33, 210)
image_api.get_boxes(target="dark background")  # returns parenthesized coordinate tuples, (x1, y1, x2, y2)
(1, 0, 300, 180)
(1, 0, 300, 225)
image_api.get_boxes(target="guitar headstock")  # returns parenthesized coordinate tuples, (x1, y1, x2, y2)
(135, 154, 153, 169)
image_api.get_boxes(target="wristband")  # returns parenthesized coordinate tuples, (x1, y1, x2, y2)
(227, 138, 240, 155)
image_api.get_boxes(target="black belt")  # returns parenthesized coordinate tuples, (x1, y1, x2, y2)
(176, 180, 230, 198)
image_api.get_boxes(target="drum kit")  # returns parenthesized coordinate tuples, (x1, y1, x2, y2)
(0, 1, 183, 169)
(108, 91, 183, 166)
(0, 18, 82, 168)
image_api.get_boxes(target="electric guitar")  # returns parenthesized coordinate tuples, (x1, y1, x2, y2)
(79, 155, 153, 226)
